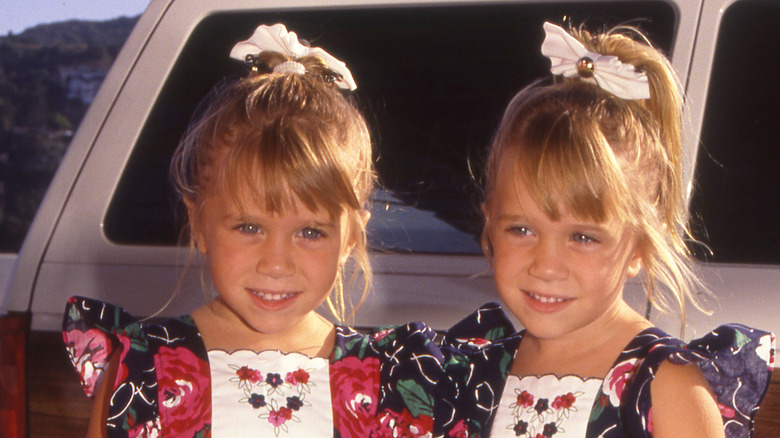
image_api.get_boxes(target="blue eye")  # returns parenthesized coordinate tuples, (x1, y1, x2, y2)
(508, 226, 532, 236)
(572, 233, 596, 244)
(237, 223, 260, 234)
(298, 227, 325, 240)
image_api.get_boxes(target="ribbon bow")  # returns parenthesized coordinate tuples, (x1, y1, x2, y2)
(230, 23, 357, 90)
(540, 22, 650, 100)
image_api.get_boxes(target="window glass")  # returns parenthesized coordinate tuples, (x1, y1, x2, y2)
(104, 2, 676, 253)
(689, 0, 780, 264)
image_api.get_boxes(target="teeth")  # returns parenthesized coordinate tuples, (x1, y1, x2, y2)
(528, 292, 567, 303)
(251, 290, 294, 301)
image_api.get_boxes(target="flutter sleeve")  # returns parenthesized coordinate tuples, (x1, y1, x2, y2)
(625, 324, 775, 438)
(62, 295, 149, 398)
(439, 302, 520, 438)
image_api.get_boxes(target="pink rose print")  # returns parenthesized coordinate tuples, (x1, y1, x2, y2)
(602, 358, 640, 407)
(717, 402, 736, 418)
(285, 368, 310, 385)
(63, 328, 111, 397)
(374, 328, 395, 341)
(330, 356, 381, 438)
(127, 417, 161, 438)
(268, 407, 294, 426)
(516, 389, 534, 408)
(456, 337, 491, 349)
(552, 392, 576, 410)
(155, 346, 211, 437)
(378, 408, 434, 438)
(448, 419, 468, 438)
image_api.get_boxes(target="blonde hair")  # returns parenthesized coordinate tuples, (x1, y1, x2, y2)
(171, 50, 375, 323)
(483, 24, 707, 328)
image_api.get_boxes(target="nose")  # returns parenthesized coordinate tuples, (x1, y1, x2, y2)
(528, 238, 568, 282)
(255, 235, 295, 278)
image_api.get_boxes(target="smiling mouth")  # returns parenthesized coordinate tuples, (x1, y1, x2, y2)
(525, 291, 571, 303)
(249, 289, 297, 301)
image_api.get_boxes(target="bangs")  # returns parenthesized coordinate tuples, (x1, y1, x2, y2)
(508, 88, 635, 225)
(217, 116, 360, 219)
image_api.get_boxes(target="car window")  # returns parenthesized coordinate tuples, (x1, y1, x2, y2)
(100, 2, 677, 253)
(688, 0, 780, 265)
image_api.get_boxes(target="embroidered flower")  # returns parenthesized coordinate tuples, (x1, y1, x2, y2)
(330, 356, 381, 438)
(533, 398, 549, 415)
(268, 407, 294, 426)
(516, 389, 535, 408)
(378, 408, 434, 438)
(249, 393, 267, 409)
(513, 420, 529, 435)
(285, 368, 310, 385)
(267, 373, 284, 387)
(156, 346, 211, 437)
(552, 393, 575, 410)
(542, 422, 558, 437)
(287, 396, 304, 411)
(602, 358, 640, 407)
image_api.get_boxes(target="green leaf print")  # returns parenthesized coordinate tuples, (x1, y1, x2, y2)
(485, 327, 507, 341)
(589, 393, 609, 422)
(397, 379, 435, 418)
(499, 350, 512, 375)
(734, 330, 751, 349)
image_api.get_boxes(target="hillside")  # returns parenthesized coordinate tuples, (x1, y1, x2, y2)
(0, 17, 137, 252)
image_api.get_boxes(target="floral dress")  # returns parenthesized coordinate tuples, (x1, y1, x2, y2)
(62, 296, 468, 438)
(443, 303, 775, 438)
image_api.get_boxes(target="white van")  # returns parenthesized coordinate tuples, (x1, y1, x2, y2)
(1, 0, 777, 436)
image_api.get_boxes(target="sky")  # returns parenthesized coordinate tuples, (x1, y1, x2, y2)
(1, 0, 151, 36)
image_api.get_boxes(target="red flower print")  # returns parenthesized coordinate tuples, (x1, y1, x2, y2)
(516, 390, 534, 408)
(155, 346, 211, 437)
(126, 417, 161, 438)
(330, 356, 381, 438)
(268, 407, 294, 426)
(447, 419, 468, 438)
(602, 358, 640, 407)
(378, 408, 434, 437)
(717, 402, 736, 418)
(285, 368, 310, 385)
(552, 392, 576, 410)
(374, 328, 395, 341)
(236, 366, 263, 384)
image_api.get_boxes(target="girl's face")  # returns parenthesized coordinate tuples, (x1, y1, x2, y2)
(191, 181, 351, 338)
(485, 160, 643, 342)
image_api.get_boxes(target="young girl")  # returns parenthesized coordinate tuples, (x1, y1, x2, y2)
(63, 23, 463, 438)
(446, 22, 775, 438)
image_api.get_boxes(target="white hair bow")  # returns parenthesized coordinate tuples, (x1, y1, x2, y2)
(230, 23, 357, 91)
(541, 22, 650, 100)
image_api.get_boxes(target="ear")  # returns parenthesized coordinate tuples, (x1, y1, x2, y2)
(184, 197, 208, 255)
(626, 245, 643, 278)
